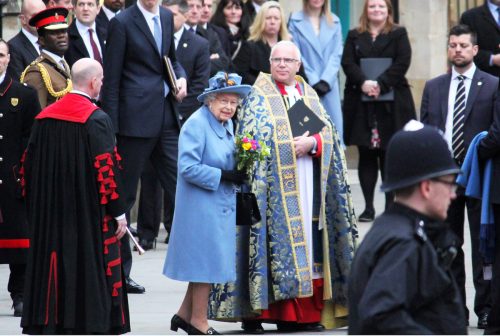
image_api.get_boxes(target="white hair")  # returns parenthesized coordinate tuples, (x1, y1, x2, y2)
(270, 40, 301, 61)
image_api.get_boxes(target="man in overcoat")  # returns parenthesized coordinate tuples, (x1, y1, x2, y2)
(0, 39, 41, 317)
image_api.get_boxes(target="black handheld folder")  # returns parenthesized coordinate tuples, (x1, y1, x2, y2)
(287, 99, 326, 137)
(360, 57, 394, 102)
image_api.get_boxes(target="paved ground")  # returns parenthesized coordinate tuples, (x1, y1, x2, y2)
(0, 169, 483, 334)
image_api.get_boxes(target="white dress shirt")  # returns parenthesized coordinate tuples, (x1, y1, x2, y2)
(137, 0, 160, 36)
(174, 26, 184, 50)
(75, 19, 102, 60)
(101, 5, 120, 21)
(444, 64, 476, 151)
(42, 49, 68, 72)
(21, 28, 40, 55)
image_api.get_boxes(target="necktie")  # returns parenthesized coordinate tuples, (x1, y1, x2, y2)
(452, 75, 466, 161)
(189, 26, 195, 33)
(153, 16, 162, 53)
(88, 28, 102, 64)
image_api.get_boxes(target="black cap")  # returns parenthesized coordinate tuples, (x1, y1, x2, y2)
(29, 7, 69, 31)
(380, 120, 462, 192)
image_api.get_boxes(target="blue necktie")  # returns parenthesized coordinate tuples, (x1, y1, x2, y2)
(153, 15, 162, 53)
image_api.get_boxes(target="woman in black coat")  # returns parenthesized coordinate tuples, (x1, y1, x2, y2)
(341, 0, 415, 222)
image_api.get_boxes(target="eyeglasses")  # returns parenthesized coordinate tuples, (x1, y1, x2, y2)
(215, 97, 239, 108)
(431, 178, 458, 193)
(270, 57, 300, 65)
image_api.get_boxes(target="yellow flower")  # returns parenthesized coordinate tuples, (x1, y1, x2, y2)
(242, 143, 252, 151)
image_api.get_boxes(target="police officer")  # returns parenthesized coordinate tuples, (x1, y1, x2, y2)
(348, 121, 467, 334)
(21, 7, 71, 108)
(0, 38, 41, 317)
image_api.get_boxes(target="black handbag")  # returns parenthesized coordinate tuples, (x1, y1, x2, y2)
(236, 192, 261, 226)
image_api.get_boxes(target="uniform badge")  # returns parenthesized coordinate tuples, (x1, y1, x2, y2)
(11, 98, 19, 106)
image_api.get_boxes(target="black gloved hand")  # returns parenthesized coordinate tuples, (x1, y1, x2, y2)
(312, 80, 331, 97)
(221, 170, 248, 184)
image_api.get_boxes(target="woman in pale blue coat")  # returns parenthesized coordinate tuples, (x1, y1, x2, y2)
(288, 0, 344, 142)
(163, 72, 251, 335)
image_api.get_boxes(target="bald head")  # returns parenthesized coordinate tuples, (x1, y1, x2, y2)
(71, 58, 103, 98)
(20, 0, 46, 33)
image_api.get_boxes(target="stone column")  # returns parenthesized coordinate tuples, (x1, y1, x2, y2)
(399, 0, 448, 116)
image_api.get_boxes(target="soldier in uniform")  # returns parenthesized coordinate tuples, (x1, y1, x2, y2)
(348, 121, 467, 334)
(0, 38, 41, 317)
(21, 7, 71, 108)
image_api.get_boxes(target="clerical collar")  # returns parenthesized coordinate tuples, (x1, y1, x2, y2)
(70, 89, 91, 100)
(275, 80, 302, 96)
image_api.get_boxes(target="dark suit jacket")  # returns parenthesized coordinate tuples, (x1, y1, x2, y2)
(175, 29, 210, 121)
(101, 4, 186, 137)
(244, 0, 256, 20)
(210, 23, 231, 59)
(7, 31, 39, 81)
(420, 67, 498, 158)
(65, 20, 106, 68)
(461, 4, 500, 78)
(196, 24, 230, 76)
(95, 9, 111, 37)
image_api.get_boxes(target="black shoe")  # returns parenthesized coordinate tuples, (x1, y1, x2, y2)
(136, 238, 155, 251)
(12, 298, 23, 317)
(241, 320, 264, 334)
(478, 312, 489, 329)
(170, 314, 190, 333)
(187, 325, 220, 335)
(125, 277, 145, 294)
(358, 209, 375, 222)
(277, 321, 325, 332)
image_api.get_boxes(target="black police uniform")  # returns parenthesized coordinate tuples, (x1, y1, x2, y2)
(0, 77, 41, 307)
(348, 203, 467, 334)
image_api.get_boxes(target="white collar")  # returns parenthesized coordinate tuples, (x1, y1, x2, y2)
(71, 89, 92, 99)
(137, 0, 159, 20)
(101, 5, 120, 20)
(174, 26, 184, 41)
(184, 23, 196, 32)
(252, 1, 261, 12)
(21, 27, 39, 45)
(201, 22, 208, 30)
(451, 63, 476, 81)
(0, 72, 6, 84)
(75, 19, 97, 36)
(42, 49, 65, 67)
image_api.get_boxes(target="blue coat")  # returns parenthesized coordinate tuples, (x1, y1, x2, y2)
(163, 106, 237, 283)
(288, 10, 344, 141)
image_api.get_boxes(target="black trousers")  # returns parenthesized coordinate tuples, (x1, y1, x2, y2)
(137, 162, 173, 241)
(8, 263, 25, 301)
(446, 187, 490, 320)
(486, 204, 500, 334)
(117, 129, 178, 277)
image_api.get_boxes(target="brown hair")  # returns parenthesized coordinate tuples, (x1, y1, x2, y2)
(357, 0, 395, 34)
(302, 0, 333, 25)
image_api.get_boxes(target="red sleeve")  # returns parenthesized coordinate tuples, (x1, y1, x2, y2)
(311, 133, 323, 158)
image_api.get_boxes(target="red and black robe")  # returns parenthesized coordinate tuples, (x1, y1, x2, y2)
(21, 93, 130, 334)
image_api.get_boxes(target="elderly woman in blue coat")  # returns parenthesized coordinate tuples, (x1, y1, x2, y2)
(163, 72, 251, 335)
(288, 0, 344, 143)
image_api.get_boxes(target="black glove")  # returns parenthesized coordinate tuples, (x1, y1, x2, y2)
(221, 170, 247, 184)
(312, 80, 331, 97)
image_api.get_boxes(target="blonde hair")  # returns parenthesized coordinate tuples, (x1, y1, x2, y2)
(248, 1, 290, 43)
(357, 0, 395, 34)
(302, 0, 333, 25)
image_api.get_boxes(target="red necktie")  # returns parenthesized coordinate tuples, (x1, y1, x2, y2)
(88, 28, 102, 64)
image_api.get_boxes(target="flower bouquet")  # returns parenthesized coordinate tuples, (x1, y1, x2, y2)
(234, 133, 270, 226)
